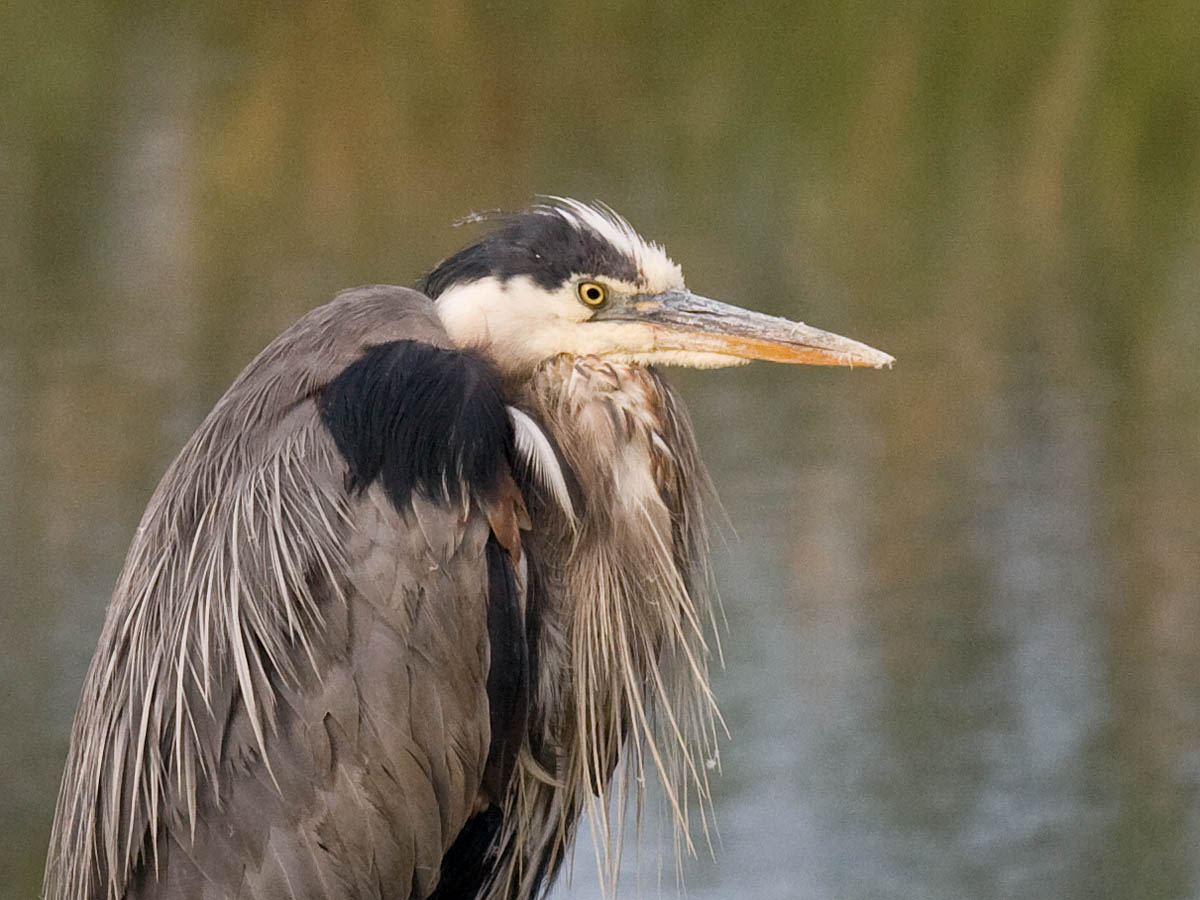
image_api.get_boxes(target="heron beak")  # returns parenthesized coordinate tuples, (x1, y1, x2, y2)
(603, 290, 895, 368)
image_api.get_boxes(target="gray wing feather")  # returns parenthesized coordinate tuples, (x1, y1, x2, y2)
(45, 287, 500, 900)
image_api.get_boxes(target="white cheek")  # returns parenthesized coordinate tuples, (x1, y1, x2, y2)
(436, 276, 703, 371)
(435, 279, 499, 347)
(436, 276, 586, 372)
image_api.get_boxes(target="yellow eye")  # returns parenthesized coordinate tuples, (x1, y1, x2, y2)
(577, 281, 607, 307)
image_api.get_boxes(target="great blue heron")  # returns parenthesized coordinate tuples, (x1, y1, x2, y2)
(45, 198, 893, 900)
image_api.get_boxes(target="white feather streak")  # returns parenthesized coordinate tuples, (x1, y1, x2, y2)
(508, 406, 576, 523)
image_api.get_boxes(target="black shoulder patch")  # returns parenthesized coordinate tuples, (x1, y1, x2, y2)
(319, 340, 512, 509)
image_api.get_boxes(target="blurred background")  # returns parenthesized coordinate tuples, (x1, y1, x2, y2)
(3, 2, 1200, 898)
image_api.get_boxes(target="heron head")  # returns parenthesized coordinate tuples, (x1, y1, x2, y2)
(425, 198, 894, 376)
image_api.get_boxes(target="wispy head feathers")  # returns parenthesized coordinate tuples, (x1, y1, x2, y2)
(421, 198, 683, 299)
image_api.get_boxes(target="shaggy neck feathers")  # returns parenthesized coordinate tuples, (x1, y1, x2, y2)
(485, 357, 720, 899)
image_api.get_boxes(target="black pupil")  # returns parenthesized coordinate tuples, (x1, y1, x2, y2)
(586, 287, 601, 301)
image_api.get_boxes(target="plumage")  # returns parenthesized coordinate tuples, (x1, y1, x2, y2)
(45, 200, 893, 900)
(46, 286, 508, 900)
